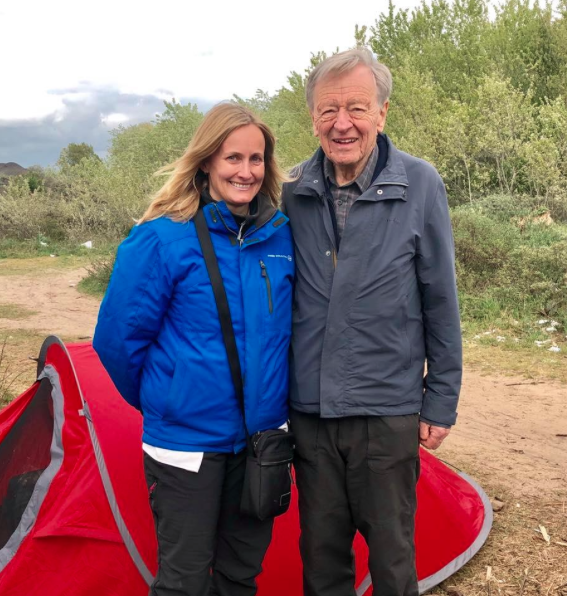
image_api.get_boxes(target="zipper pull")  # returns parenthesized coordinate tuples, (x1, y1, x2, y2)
(237, 221, 246, 246)
(260, 260, 267, 277)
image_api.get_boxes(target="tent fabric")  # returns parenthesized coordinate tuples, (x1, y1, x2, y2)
(0, 337, 492, 595)
(0, 371, 64, 567)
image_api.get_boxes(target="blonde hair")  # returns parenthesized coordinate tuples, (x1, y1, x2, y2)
(306, 48, 393, 111)
(139, 102, 285, 223)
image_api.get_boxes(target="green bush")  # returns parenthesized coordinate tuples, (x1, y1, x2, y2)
(78, 255, 117, 298)
(453, 206, 567, 328)
(451, 207, 519, 287)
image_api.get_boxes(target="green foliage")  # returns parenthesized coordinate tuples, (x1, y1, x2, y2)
(58, 143, 101, 169)
(2, 0, 567, 340)
(366, 0, 567, 204)
(78, 254, 116, 298)
(452, 207, 520, 287)
(109, 101, 203, 179)
(452, 205, 567, 329)
(24, 166, 44, 193)
(487, 0, 564, 102)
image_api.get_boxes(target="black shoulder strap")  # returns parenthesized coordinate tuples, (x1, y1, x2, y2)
(193, 209, 247, 428)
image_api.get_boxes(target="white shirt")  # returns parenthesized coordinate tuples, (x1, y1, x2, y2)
(142, 422, 289, 473)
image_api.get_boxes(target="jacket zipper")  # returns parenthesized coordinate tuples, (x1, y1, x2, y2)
(236, 221, 246, 246)
(259, 260, 273, 314)
(213, 205, 276, 247)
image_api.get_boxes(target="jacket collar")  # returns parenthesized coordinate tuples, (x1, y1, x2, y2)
(201, 193, 288, 247)
(294, 135, 409, 200)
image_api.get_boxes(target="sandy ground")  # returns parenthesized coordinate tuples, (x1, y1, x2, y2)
(1, 264, 566, 500)
(0, 266, 99, 338)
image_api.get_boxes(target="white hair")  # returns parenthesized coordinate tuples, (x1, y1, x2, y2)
(306, 48, 393, 111)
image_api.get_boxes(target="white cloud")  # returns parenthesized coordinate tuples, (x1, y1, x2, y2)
(0, 0, 422, 121)
(101, 113, 130, 126)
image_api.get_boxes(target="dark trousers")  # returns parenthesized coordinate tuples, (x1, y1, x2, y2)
(290, 410, 420, 596)
(144, 450, 274, 596)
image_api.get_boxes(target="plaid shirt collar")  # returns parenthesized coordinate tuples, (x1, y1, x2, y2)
(323, 146, 379, 193)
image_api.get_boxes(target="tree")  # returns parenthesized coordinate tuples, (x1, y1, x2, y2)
(25, 166, 44, 193)
(58, 143, 101, 168)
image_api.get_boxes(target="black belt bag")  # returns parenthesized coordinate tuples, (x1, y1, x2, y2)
(194, 209, 294, 521)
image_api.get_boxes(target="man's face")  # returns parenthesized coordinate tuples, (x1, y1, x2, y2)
(311, 65, 389, 173)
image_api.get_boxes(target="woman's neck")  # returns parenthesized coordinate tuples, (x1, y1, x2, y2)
(226, 203, 250, 218)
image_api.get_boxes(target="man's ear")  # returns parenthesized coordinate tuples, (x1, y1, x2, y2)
(376, 101, 390, 134)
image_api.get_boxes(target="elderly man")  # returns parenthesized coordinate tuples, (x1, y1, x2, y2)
(282, 48, 462, 596)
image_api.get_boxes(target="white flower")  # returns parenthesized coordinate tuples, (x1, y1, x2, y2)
(538, 319, 549, 325)
(548, 345, 561, 353)
(496, 336, 506, 342)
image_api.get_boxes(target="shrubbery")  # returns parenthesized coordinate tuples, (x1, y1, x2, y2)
(1, 0, 566, 334)
(452, 202, 567, 328)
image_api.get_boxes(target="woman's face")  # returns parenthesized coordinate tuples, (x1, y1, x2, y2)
(203, 124, 266, 215)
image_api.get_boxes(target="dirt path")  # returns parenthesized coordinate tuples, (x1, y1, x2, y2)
(1, 261, 566, 500)
(0, 265, 100, 338)
(438, 372, 567, 497)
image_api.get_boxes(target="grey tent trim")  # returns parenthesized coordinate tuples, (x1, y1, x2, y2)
(80, 401, 154, 585)
(0, 365, 65, 571)
(355, 469, 493, 596)
(48, 336, 154, 586)
(417, 471, 493, 593)
(39, 336, 154, 586)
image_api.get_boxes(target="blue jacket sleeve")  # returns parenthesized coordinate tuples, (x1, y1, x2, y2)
(416, 178, 463, 426)
(93, 223, 173, 409)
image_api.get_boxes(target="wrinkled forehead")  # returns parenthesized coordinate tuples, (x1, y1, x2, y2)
(312, 69, 380, 112)
(314, 85, 376, 108)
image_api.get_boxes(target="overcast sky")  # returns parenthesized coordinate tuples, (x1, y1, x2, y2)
(0, 0, 422, 167)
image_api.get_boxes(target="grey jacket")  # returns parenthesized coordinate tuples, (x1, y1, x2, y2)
(281, 136, 462, 427)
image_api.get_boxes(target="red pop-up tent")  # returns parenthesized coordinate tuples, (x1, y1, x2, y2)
(0, 338, 492, 595)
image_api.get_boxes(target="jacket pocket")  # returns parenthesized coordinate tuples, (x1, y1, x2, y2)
(162, 361, 189, 421)
(402, 295, 412, 370)
(259, 260, 273, 315)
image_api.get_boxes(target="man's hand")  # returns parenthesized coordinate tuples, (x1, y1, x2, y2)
(419, 422, 450, 450)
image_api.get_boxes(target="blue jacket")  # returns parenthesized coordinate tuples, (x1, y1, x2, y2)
(93, 198, 294, 452)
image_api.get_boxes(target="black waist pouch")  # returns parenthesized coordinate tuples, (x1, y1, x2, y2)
(241, 429, 295, 521)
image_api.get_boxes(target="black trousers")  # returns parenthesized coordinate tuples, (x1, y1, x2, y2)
(290, 410, 420, 596)
(144, 450, 274, 596)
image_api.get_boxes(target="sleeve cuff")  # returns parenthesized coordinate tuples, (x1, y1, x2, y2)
(419, 416, 452, 429)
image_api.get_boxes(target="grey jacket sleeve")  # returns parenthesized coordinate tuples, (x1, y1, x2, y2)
(416, 178, 462, 426)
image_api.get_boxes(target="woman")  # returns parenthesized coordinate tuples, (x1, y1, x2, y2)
(93, 102, 293, 596)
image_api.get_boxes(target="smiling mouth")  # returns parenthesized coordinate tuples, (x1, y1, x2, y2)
(333, 138, 357, 145)
(230, 182, 253, 189)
